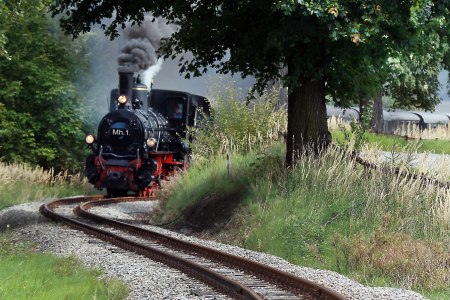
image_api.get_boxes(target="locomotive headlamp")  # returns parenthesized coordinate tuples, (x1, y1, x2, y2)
(147, 138, 157, 147)
(117, 95, 128, 105)
(85, 134, 95, 144)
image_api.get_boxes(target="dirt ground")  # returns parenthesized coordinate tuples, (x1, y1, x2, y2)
(173, 191, 244, 234)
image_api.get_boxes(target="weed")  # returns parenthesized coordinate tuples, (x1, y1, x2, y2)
(335, 228, 449, 290)
(189, 80, 287, 160)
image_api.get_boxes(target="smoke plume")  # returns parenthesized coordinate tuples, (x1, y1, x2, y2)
(142, 57, 164, 88)
(117, 15, 175, 87)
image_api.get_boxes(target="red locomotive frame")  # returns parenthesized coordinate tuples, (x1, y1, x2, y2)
(91, 151, 184, 197)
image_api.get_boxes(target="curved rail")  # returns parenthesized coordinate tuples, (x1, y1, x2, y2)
(78, 197, 346, 300)
(40, 196, 262, 300)
(41, 196, 347, 300)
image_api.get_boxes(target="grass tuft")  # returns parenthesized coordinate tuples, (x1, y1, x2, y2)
(0, 234, 129, 300)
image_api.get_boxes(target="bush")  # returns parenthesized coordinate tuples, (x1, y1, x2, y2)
(189, 81, 287, 159)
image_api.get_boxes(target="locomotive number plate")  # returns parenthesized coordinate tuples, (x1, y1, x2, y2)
(111, 129, 130, 136)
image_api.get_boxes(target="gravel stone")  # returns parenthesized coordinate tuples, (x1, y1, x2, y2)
(2, 200, 428, 300)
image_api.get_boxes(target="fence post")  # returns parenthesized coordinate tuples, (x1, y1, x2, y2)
(227, 153, 231, 180)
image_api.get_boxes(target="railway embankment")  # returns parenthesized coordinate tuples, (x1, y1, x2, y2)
(159, 144, 449, 300)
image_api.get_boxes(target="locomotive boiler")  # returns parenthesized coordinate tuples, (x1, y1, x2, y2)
(85, 71, 210, 197)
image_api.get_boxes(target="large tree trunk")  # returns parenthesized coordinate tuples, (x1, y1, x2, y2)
(286, 78, 331, 167)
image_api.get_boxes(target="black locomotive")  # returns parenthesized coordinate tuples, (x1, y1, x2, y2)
(85, 71, 210, 197)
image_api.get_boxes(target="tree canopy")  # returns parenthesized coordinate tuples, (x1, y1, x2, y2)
(384, 23, 450, 110)
(49, 0, 450, 164)
(0, 0, 89, 172)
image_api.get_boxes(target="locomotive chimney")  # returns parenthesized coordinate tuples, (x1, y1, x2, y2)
(118, 71, 134, 102)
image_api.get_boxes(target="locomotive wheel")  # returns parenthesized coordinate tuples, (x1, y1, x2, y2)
(107, 188, 129, 198)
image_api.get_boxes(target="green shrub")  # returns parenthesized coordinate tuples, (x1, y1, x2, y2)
(189, 81, 286, 159)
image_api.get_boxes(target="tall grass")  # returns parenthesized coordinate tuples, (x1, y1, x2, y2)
(394, 123, 450, 140)
(0, 162, 95, 209)
(162, 145, 449, 297)
(189, 81, 287, 160)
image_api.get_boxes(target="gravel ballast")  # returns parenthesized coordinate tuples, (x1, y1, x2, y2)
(1, 200, 427, 300)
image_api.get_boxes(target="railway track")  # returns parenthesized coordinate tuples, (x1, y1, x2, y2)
(40, 196, 347, 300)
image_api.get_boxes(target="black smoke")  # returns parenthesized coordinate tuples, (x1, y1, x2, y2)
(117, 16, 175, 85)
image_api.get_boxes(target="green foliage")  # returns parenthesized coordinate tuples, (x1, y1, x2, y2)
(49, 0, 450, 95)
(0, 234, 129, 300)
(48, 0, 450, 158)
(188, 82, 286, 159)
(0, 0, 90, 172)
(384, 26, 450, 110)
(336, 107, 372, 151)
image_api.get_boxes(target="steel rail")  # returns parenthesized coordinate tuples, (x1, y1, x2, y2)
(77, 197, 347, 300)
(40, 196, 263, 300)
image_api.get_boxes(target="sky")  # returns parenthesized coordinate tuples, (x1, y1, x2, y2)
(432, 70, 450, 113)
(150, 56, 255, 97)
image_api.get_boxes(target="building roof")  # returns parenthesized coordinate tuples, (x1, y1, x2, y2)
(326, 105, 359, 120)
(411, 111, 449, 124)
(383, 110, 421, 122)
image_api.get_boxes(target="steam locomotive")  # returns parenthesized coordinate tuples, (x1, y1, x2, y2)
(85, 71, 210, 197)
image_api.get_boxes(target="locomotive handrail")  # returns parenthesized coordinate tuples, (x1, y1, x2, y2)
(147, 109, 162, 151)
(87, 85, 210, 197)
(136, 148, 140, 169)
(102, 152, 136, 159)
(99, 145, 105, 170)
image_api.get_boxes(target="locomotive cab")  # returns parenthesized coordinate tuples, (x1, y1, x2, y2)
(149, 89, 210, 138)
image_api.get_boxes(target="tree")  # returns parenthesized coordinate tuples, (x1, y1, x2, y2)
(333, 6, 450, 123)
(345, 16, 449, 134)
(0, 0, 89, 172)
(49, 0, 450, 165)
(384, 26, 450, 111)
